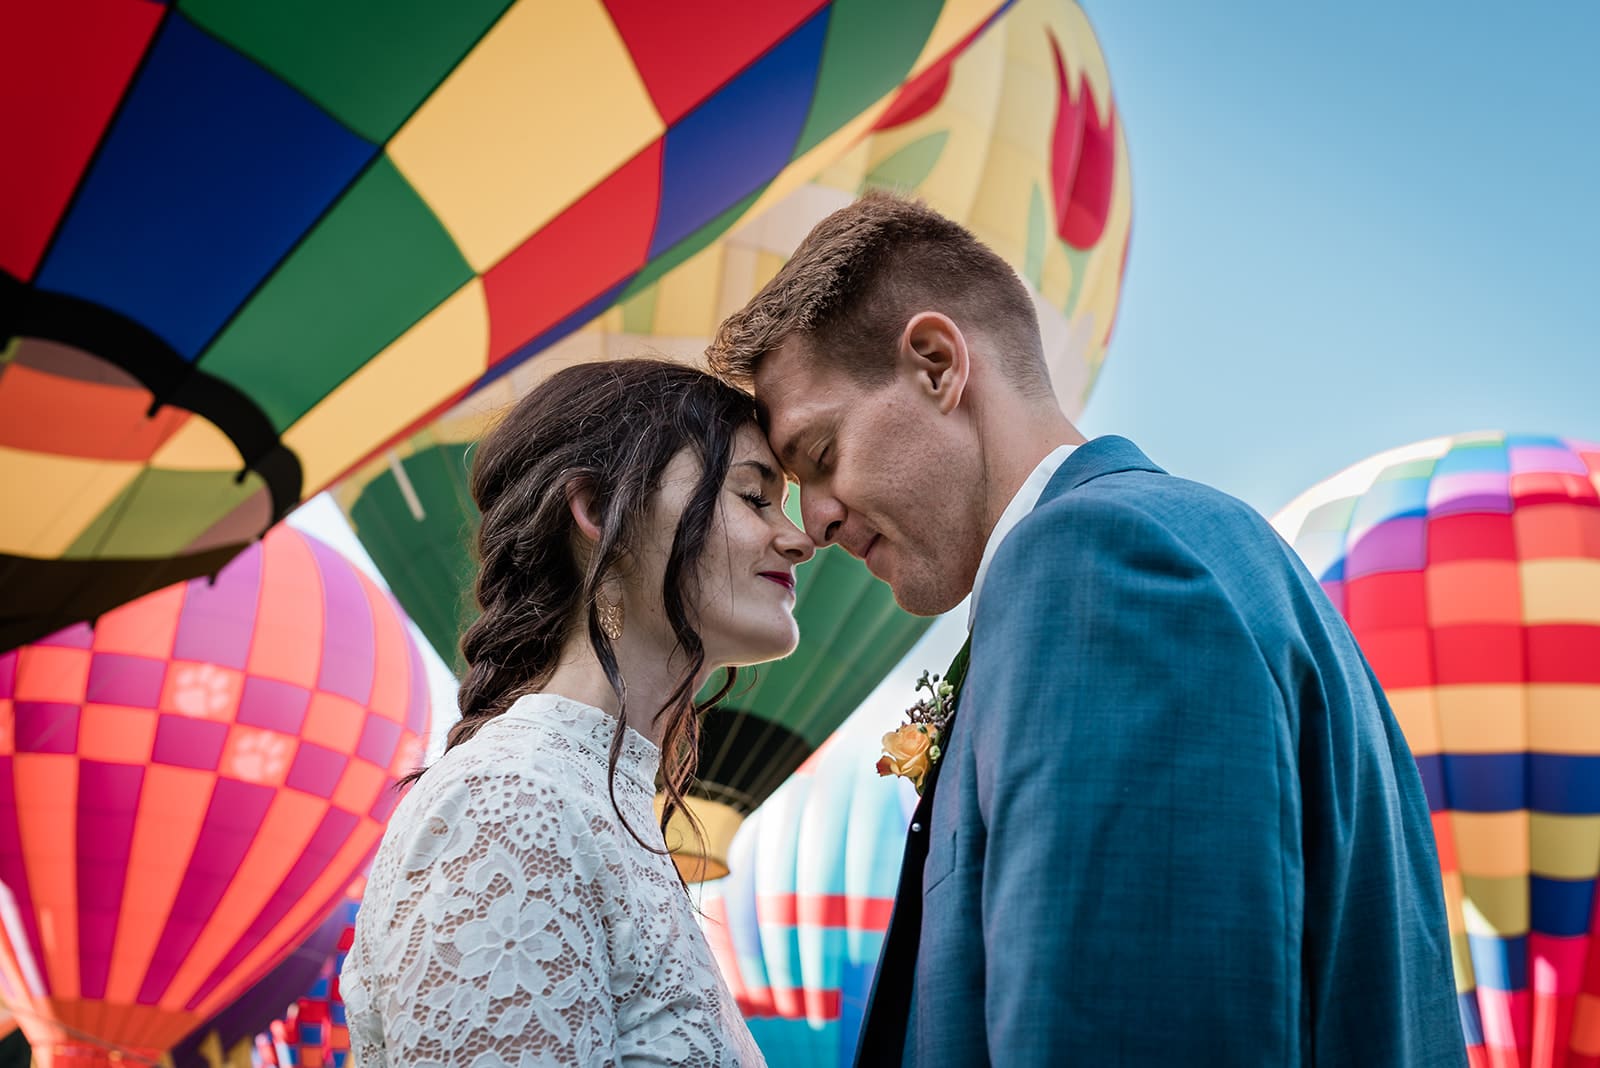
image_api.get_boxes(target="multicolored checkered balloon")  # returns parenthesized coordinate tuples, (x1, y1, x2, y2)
(273, 893, 361, 1068)
(1, 0, 1011, 652)
(1273, 431, 1600, 1068)
(0, 526, 429, 1067)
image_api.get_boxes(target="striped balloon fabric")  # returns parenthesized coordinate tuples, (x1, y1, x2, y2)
(1273, 432, 1600, 1068)
(0, 525, 429, 1067)
(3, 0, 1011, 652)
(698, 710, 918, 1067)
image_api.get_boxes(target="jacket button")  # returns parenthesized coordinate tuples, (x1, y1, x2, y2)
(910, 822, 923, 833)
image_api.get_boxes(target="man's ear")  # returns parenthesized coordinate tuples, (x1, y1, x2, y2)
(899, 311, 970, 415)
(566, 481, 604, 543)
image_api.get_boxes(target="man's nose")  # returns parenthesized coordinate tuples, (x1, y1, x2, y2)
(775, 519, 816, 564)
(800, 493, 845, 547)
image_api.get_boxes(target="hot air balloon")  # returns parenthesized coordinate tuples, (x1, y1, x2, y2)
(166, 880, 363, 1068)
(332, 0, 1131, 878)
(1272, 432, 1600, 1068)
(0, 0, 1012, 652)
(272, 893, 361, 1068)
(0, 526, 429, 1067)
(696, 707, 917, 1066)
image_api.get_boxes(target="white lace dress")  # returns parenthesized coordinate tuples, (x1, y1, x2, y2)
(341, 693, 765, 1067)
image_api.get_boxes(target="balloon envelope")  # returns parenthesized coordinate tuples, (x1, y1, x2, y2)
(0, 526, 429, 1066)
(1273, 431, 1600, 1068)
(270, 893, 362, 1068)
(1, 0, 1010, 651)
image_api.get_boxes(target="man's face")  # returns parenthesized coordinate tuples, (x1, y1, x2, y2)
(753, 335, 986, 616)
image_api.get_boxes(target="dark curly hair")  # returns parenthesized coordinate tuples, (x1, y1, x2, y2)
(404, 359, 759, 868)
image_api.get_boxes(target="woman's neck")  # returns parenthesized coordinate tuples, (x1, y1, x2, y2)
(540, 629, 705, 746)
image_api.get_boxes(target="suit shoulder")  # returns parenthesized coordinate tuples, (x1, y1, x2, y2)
(996, 469, 1191, 567)
(1011, 467, 1279, 562)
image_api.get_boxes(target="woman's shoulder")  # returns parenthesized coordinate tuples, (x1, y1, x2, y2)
(384, 728, 630, 872)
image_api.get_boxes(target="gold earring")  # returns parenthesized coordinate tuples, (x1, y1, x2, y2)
(597, 592, 624, 641)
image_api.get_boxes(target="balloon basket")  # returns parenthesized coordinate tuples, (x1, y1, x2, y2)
(34, 1041, 167, 1068)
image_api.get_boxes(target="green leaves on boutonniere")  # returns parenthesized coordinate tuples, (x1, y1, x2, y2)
(876, 668, 959, 796)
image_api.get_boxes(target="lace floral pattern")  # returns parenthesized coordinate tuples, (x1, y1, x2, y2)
(342, 694, 765, 1067)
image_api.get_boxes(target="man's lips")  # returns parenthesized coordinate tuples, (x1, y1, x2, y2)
(759, 571, 796, 592)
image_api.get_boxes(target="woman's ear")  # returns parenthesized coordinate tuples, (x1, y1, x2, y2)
(899, 311, 970, 415)
(566, 481, 604, 543)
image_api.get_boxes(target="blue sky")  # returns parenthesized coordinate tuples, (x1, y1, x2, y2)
(296, 1, 1600, 733)
(1077, 1, 1600, 516)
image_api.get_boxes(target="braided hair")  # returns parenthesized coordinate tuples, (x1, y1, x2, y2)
(404, 359, 757, 865)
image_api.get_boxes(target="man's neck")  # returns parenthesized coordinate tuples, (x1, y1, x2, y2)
(978, 404, 1086, 537)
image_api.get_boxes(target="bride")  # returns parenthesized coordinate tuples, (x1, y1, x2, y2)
(342, 360, 811, 1066)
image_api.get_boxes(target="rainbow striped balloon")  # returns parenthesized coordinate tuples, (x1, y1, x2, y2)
(0, 526, 429, 1067)
(1273, 431, 1600, 1068)
(698, 711, 917, 1067)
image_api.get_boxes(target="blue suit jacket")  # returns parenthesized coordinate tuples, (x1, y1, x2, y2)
(857, 437, 1464, 1066)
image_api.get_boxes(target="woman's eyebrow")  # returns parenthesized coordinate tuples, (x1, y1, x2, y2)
(734, 459, 779, 484)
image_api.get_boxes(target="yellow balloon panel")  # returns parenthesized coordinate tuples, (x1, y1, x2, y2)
(1434, 685, 1529, 754)
(387, 0, 665, 270)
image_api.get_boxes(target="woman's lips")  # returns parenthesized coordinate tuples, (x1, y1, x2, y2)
(759, 571, 796, 592)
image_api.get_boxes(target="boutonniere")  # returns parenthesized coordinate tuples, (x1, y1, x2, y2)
(876, 669, 958, 795)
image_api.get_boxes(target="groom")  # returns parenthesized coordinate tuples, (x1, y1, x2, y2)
(708, 193, 1465, 1065)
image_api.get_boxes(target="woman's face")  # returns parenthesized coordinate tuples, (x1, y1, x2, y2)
(631, 424, 814, 669)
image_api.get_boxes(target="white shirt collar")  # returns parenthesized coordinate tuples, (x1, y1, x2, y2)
(968, 444, 1077, 630)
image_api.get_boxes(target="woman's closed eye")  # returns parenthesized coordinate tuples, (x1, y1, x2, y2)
(739, 490, 774, 510)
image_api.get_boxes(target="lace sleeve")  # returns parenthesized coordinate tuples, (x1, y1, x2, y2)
(374, 769, 624, 1066)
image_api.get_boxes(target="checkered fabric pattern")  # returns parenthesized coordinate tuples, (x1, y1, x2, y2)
(3, 0, 1009, 652)
(273, 894, 360, 1068)
(0, 525, 429, 1064)
(1274, 431, 1600, 1068)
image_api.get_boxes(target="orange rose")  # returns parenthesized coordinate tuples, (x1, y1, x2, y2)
(878, 723, 938, 793)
